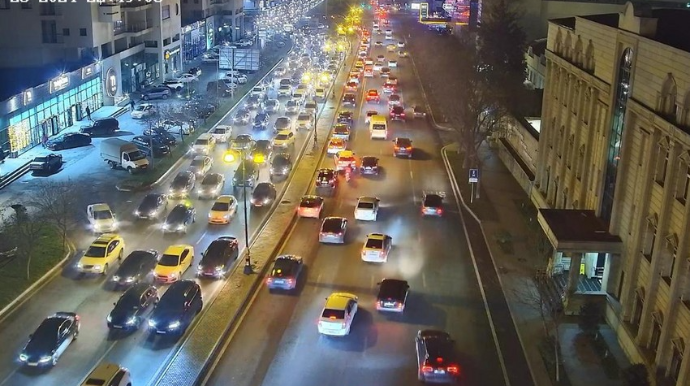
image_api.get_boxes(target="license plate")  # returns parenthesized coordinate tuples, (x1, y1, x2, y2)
(112, 325, 122, 329)
(157, 330, 167, 334)
(384, 302, 395, 307)
(434, 369, 446, 374)
(273, 279, 285, 284)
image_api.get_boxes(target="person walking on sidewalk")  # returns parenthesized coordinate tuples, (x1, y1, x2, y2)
(85, 105, 91, 121)
(130, 99, 135, 111)
(42, 133, 48, 148)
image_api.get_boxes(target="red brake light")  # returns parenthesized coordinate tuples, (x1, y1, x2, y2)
(266, 277, 273, 284)
(422, 366, 434, 373)
(447, 365, 460, 374)
(436, 357, 444, 363)
(437, 208, 443, 214)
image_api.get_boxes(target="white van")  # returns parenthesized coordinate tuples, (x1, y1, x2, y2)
(369, 115, 388, 139)
(80, 363, 131, 386)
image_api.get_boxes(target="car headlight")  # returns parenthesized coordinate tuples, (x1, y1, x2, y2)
(126, 316, 137, 326)
(215, 265, 225, 272)
(148, 210, 156, 216)
(223, 213, 230, 219)
(170, 272, 178, 278)
(162, 224, 169, 230)
(112, 275, 120, 282)
(169, 188, 175, 193)
(93, 265, 102, 271)
(177, 224, 186, 230)
(198, 264, 203, 271)
(197, 189, 203, 194)
(125, 277, 134, 282)
(18, 354, 27, 362)
(39, 356, 52, 363)
(168, 321, 181, 329)
(263, 198, 270, 204)
(77, 263, 83, 269)
(148, 319, 156, 327)
(107, 314, 112, 323)
(134, 210, 140, 216)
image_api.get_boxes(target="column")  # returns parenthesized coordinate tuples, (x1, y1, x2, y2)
(567, 252, 583, 296)
(536, 60, 555, 190)
(676, 338, 690, 386)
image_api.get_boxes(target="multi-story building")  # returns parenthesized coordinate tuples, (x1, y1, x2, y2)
(180, 0, 244, 62)
(0, 0, 181, 156)
(534, 3, 690, 384)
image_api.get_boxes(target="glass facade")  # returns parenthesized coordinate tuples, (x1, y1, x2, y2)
(601, 48, 633, 222)
(121, 51, 158, 94)
(1, 78, 102, 156)
(183, 20, 208, 61)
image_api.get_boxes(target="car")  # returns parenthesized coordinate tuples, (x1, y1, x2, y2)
(373, 62, 383, 71)
(253, 112, 270, 131)
(233, 109, 252, 125)
(297, 195, 324, 218)
(188, 156, 213, 177)
(87, 203, 118, 233)
(382, 82, 397, 94)
(267, 255, 303, 291)
(251, 85, 266, 99)
(397, 41, 405, 48)
(251, 140, 272, 164)
(376, 54, 386, 62)
(314, 87, 326, 99)
(388, 93, 402, 107)
(237, 39, 253, 47)
(174, 73, 198, 83)
(229, 74, 248, 84)
(77, 234, 125, 275)
(141, 85, 172, 100)
(230, 134, 255, 151)
(327, 138, 346, 155)
(317, 293, 358, 336)
(162, 80, 184, 90)
(161, 120, 194, 135)
(278, 84, 293, 97)
(380, 67, 391, 77)
(386, 44, 396, 52)
(154, 244, 195, 283)
(29, 153, 62, 172)
(345, 81, 358, 92)
(245, 95, 262, 110)
(390, 105, 406, 121)
(392, 137, 413, 158)
(132, 135, 170, 157)
(319, 217, 347, 244)
(273, 130, 295, 148)
(264, 99, 280, 114)
(361, 233, 392, 263)
(45, 133, 92, 151)
(364, 110, 379, 124)
(334, 150, 357, 171)
(201, 52, 219, 62)
(273, 116, 292, 132)
(285, 99, 301, 114)
(135, 193, 168, 220)
(388, 59, 398, 68)
(304, 101, 318, 116)
(81, 363, 131, 386)
(162, 203, 196, 234)
(142, 127, 177, 146)
(359, 156, 379, 175)
(363, 66, 374, 78)
(355, 196, 380, 221)
(107, 283, 158, 330)
(131, 103, 157, 119)
(374, 40, 383, 46)
(366, 89, 380, 103)
(211, 125, 232, 143)
(376, 279, 409, 312)
(232, 160, 258, 189)
(251, 182, 277, 207)
(148, 280, 203, 335)
(422, 191, 445, 216)
(415, 330, 460, 383)
(197, 237, 239, 278)
(208, 195, 238, 224)
(296, 112, 314, 130)
(197, 172, 225, 199)
(111, 250, 159, 287)
(398, 50, 409, 57)
(332, 123, 351, 141)
(19, 312, 80, 367)
(413, 105, 427, 118)
(342, 93, 356, 107)
(387, 76, 399, 86)
(337, 111, 354, 126)
(270, 153, 292, 181)
(168, 171, 196, 198)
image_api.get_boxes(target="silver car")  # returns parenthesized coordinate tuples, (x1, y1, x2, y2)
(318, 217, 347, 244)
(188, 156, 213, 177)
(264, 99, 280, 114)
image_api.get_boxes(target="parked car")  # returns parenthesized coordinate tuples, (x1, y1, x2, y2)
(173, 74, 198, 83)
(29, 153, 62, 172)
(131, 135, 170, 158)
(131, 104, 157, 119)
(187, 67, 202, 77)
(80, 118, 119, 136)
(142, 127, 176, 146)
(162, 80, 184, 91)
(45, 133, 92, 151)
(141, 87, 171, 100)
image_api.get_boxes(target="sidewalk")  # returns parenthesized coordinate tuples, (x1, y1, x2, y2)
(444, 142, 630, 386)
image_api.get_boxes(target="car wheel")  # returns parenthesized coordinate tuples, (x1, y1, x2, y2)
(102, 263, 109, 275)
(143, 95, 149, 101)
(118, 250, 123, 261)
(163, 94, 169, 99)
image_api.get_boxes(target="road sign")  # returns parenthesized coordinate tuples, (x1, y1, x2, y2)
(469, 168, 479, 183)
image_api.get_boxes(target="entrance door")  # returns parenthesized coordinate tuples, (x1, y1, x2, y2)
(67, 106, 75, 126)
(50, 116, 59, 135)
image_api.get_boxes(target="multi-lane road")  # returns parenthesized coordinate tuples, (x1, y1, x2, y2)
(0, 34, 339, 386)
(203, 26, 506, 386)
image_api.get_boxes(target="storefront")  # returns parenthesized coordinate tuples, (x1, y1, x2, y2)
(120, 52, 159, 94)
(0, 64, 102, 156)
(182, 20, 208, 62)
(163, 46, 181, 77)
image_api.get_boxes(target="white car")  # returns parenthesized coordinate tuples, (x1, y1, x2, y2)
(174, 73, 198, 83)
(264, 99, 280, 114)
(397, 41, 405, 48)
(87, 203, 118, 233)
(388, 60, 398, 68)
(224, 70, 242, 78)
(130, 103, 157, 119)
(373, 62, 383, 72)
(188, 156, 213, 177)
(354, 196, 379, 221)
(278, 85, 292, 96)
(361, 233, 392, 263)
(202, 52, 219, 62)
(162, 80, 184, 91)
(162, 120, 194, 135)
(318, 293, 358, 336)
(229, 74, 248, 84)
(211, 125, 232, 143)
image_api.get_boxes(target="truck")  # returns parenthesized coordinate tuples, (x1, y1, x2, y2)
(219, 47, 260, 72)
(100, 138, 149, 173)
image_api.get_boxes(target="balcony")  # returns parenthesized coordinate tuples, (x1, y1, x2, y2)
(121, 2, 153, 12)
(125, 19, 156, 36)
(99, 3, 121, 23)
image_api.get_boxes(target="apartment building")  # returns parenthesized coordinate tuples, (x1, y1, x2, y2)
(534, 3, 690, 384)
(0, 0, 181, 156)
(180, 0, 245, 61)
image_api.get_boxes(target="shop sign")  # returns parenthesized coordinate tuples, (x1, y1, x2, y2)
(81, 65, 95, 79)
(23, 90, 33, 106)
(105, 68, 118, 97)
(419, 2, 429, 19)
(8, 120, 31, 152)
(49, 74, 70, 94)
(164, 47, 181, 60)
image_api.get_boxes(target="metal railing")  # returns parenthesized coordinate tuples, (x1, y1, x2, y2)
(125, 19, 156, 33)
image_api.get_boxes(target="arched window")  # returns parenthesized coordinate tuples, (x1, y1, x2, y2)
(659, 73, 678, 118)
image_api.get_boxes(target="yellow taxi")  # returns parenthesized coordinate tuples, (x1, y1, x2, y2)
(327, 138, 347, 155)
(314, 87, 326, 99)
(334, 150, 357, 171)
(273, 130, 296, 148)
(154, 244, 195, 283)
(208, 195, 238, 224)
(77, 234, 125, 275)
(361, 233, 393, 263)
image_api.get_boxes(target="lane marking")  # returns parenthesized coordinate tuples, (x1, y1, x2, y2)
(195, 230, 209, 245)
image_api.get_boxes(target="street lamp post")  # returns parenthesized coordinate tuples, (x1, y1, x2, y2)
(223, 149, 253, 274)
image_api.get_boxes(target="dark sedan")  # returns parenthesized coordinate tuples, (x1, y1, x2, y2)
(29, 153, 62, 172)
(230, 134, 255, 151)
(253, 112, 270, 130)
(45, 133, 91, 151)
(132, 135, 170, 158)
(251, 140, 273, 164)
(162, 203, 196, 234)
(376, 279, 409, 313)
(390, 105, 406, 121)
(270, 154, 292, 181)
(360, 156, 380, 175)
(197, 173, 225, 199)
(415, 330, 460, 383)
(143, 127, 177, 146)
(315, 168, 337, 188)
(111, 250, 159, 287)
(232, 160, 258, 189)
(337, 111, 354, 125)
(233, 109, 252, 125)
(245, 95, 261, 110)
(107, 283, 158, 330)
(134, 193, 168, 220)
(250, 182, 277, 207)
(197, 236, 239, 278)
(168, 171, 196, 198)
(19, 312, 80, 367)
(266, 255, 303, 291)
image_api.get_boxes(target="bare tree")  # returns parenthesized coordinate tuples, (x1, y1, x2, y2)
(27, 180, 82, 252)
(4, 204, 46, 280)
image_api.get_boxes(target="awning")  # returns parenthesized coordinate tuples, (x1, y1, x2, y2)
(537, 209, 622, 253)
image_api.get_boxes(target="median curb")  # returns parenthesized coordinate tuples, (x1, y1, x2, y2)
(0, 239, 75, 324)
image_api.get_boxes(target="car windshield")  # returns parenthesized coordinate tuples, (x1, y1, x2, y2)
(301, 198, 322, 207)
(321, 309, 345, 319)
(190, 159, 205, 167)
(141, 194, 159, 207)
(116, 290, 142, 310)
(276, 118, 289, 126)
(276, 134, 289, 140)
(213, 128, 227, 134)
(85, 245, 107, 257)
(93, 211, 112, 220)
(286, 101, 297, 107)
(365, 238, 384, 249)
(158, 254, 181, 266)
(273, 157, 289, 167)
(202, 174, 221, 185)
(334, 125, 348, 133)
(135, 106, 147, 111)
(271, 259, 296, 277)
(254, 184, 272, 194)
(195, 139, 208, 146)
(211, 202, 230, 211)
(392, 107, 404, 113)
(396, 139, 412, 147)
(33, 156, 48, 162)
(26, 320, 59, 353)
(358, 202, 375, 209)
(362, 158, 377, 167)
(172, 175, 189, 187)
(298, 114, 310, 121)
(425, 195, 443, 207)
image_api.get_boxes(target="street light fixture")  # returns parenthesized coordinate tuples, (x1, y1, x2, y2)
(223, 149, 254, 275)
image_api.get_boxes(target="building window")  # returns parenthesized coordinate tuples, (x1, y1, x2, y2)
(162, 4, 171, 19)
(80, 28, 87, 37)
(41, 20, 57, 43)
(675, 161, 690, 204)
(642, 215, 657, 262)
(566, 135, 574, 170)
(173, 33, 180, 42)
(163, 37, 171, 46)
(655, 141, 670, 186)
(576, 145, 585, 180)
(661, 234, 678, 285)
(62, 28, 69, 36)
(650, 312, 663, 353)
(632, 289, 644, 330)
(0, 0, 8, 10)
(670, 339, 684, 382)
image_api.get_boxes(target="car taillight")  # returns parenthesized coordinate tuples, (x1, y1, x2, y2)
(447, 365, 460, 374)
(396, 303, 403, 309)
(266, 277, 273, 284)
(437, 208, 443, 214)
(287, 279, 294, 284)
(422, 366, 434, 373)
